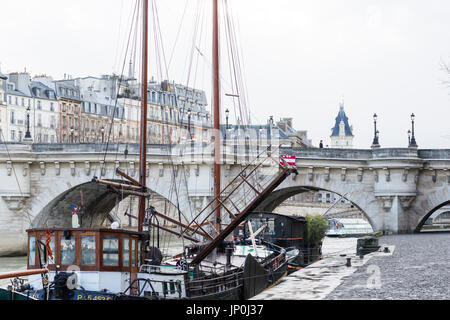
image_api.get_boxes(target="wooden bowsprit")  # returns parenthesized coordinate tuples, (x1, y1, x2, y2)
(186, 145, 297, 265)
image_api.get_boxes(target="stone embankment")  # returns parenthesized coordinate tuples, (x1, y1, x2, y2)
(252, 237, 394, 300)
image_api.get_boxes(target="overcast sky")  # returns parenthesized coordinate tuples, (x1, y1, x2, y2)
(1, 0, 450, 148)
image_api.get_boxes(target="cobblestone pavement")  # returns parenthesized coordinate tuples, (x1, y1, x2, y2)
(327, 232, 450, 300)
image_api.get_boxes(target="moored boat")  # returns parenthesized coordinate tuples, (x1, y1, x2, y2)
(0, 0, 297, 301)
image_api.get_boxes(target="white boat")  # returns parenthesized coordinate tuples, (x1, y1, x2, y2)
(326, 218, 373, 237)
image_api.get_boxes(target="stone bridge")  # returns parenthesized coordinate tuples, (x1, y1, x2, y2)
(0, 142, 449, 255)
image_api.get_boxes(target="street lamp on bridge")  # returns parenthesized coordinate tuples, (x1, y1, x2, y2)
(101, 126, 105, 143)
(225, 108, 230, 140)
(24, 106, 32, 140)
(70, 127, 74, 144)
(409, 113, 418, 148)
(371, 113, 380, 148)
(187, 108, 192, 139)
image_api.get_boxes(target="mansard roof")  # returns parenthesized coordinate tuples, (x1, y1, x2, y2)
(331, 104, 353, 137)
(30, 81, 57, 100)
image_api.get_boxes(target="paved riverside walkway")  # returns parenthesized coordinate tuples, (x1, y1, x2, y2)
(327, 232, 450, 300)
(251, 237, 395, 300)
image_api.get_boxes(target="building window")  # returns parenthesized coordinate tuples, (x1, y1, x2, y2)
(10, 111, 15, 124)
(50, 102, 54, 112)
(11, 130, 15, 141)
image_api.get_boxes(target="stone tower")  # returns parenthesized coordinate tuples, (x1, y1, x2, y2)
(330, 103, 354, 148)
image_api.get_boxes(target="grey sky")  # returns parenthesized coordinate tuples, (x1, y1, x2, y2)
(1, 0, 449, 148)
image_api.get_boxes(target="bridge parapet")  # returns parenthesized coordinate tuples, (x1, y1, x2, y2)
(418, 149, 450, 159)
(285, 147, 422, 160)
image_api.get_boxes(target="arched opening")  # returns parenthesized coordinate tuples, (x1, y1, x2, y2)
(32, 180, 179, 230)
(258, 186, 374, 226)
(415, 200, 450, 233)
(257, 185, 375, 232)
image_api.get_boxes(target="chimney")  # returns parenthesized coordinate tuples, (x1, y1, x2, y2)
(8, 72, 31, 95)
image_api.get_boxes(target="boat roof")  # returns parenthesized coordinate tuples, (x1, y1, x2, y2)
(26, 227, 143, 236)
(249, 211, 306, 222)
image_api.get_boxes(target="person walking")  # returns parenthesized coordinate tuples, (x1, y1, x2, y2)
(319, 140, 324, 148)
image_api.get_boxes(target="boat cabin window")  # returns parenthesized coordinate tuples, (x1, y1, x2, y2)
(39, 235, 55, 264)
(81, 235, 96, 265)
(27, 229, 141, 272)
(132, 239, 136, 267)
(247, 218, 275, 236)
(28, 236, 36, 266)
(102, 236, 119, 266)
(60, 235, 76, 265)
(123, 237, 130, 267)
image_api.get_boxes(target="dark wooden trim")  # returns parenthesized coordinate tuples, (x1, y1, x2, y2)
(116, 168, 142, 187)
(26, 228, 144, 273)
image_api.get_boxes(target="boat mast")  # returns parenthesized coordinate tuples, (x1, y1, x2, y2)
(212, 0, 221, 234)
(138, 0, 149, 233)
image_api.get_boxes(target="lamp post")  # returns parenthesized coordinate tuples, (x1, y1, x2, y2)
(408, 129, 411, 146)
(225, 108, 230, 140)
(187, 108, 192, 139)
(409, 113, 418, 148)
(371, 113, 380, 148)
(24, 106, 32, 139)
(70, 127, 74, 143)
(101, 126, 105, 143)
(225, 108, 230, 129)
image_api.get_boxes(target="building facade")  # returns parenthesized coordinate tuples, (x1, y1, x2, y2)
(4, 72, 34, 142)
(276, 117, 313, 148)
(0, 72, 8, 140)
(29, 79, 58, 143)
(54, 80, 82, 143)
(0, 69, 313, 149)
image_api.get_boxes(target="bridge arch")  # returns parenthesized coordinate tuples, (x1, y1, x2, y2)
(31, 180, 180, 229)
(257, 185, 376, 230)
(414, 200, 450, 232)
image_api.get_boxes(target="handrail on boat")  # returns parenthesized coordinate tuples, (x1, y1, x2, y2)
(0, 268, 48, 280)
